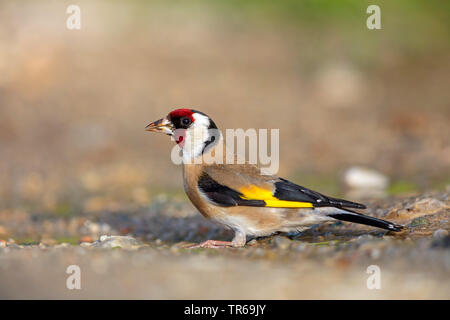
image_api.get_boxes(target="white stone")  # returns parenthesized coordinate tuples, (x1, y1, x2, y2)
(433, 229, 448, 239)
(93, 235, 146, 250)
(344, 166, 389, 190)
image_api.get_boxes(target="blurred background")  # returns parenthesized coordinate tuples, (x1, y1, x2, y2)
(1, 0, 449, 214)
(0, 0, 449, 299)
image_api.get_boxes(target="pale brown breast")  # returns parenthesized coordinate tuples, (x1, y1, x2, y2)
(182, 163, 218, 219)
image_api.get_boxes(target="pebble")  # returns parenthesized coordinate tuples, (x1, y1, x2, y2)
(408, 198, 447, 214)
(431, 236, 450, 249)
(80, 242, 93, 248)
(356, 234, 375, 242)
(294, 243, 307, 252)
(433, 229, 449, 239)
(55, 243, 71, 248)
(273, 236, 292, 250)
(92, 235, 147, 250)
(410, 217, 429, 227)
(343, 167, 389, 190)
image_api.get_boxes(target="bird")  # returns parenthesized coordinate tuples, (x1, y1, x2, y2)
(145, 108, 403, 248)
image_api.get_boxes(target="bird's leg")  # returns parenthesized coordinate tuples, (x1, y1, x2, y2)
(231, 230, 246, 247)
(186, 230, 247, 249)
(186, 240, 233, 249)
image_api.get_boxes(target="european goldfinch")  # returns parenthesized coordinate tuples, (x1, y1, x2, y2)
(146, 108, 403, 248)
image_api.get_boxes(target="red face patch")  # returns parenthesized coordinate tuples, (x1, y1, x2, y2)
(169, 108, 194, 121)
(173, 129, 186, 147)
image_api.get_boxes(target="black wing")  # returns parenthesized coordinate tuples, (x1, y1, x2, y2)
(198, 172, 265, 207)
(273, 178, 366, 209)
(198, 172, 365, 210)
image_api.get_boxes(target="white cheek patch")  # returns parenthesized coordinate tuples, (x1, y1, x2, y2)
(182, 113, 211, 162)
(192, 113, 211, 128)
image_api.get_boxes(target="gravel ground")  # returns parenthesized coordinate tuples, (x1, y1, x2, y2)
(0, 192, 448, 299)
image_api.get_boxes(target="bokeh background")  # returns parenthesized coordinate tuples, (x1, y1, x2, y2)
(1, 0, 449, 213)
(0, 0, 449, 299)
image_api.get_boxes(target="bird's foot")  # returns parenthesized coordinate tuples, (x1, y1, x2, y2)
(185, 240, 233, 249)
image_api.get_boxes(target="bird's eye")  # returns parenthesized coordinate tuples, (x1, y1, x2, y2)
(182, 117, 191, 126)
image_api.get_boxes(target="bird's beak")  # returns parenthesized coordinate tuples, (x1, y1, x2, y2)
(145, 117, 173, 135)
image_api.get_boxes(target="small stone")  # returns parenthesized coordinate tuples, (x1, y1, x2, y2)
(93, 235, 147, 250)
(80, 242, 93, 247)
(356, 234, 375, 242)
(55, 243, 71, 248)
(343, 167, 389, 190)
(431, 235, 450, 249)
(169, 246, 180, 254)
(433, 229, 449, 239)
(294, 243, 307, 252)
(273, 236, 292, 250)
(410, 217, 429, 227)
(315, 236, 325, 242)
(409, 198, 447, 214)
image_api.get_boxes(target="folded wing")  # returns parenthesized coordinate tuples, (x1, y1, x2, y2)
(198, 165, 365, 210)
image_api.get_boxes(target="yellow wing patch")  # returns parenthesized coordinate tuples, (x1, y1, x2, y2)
(239, 186, 313, 208)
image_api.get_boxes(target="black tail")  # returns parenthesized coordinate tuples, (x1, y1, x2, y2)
(328, 210, 404, 232)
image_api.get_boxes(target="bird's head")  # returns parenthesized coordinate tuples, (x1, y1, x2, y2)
(146, 108, 219, 159)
